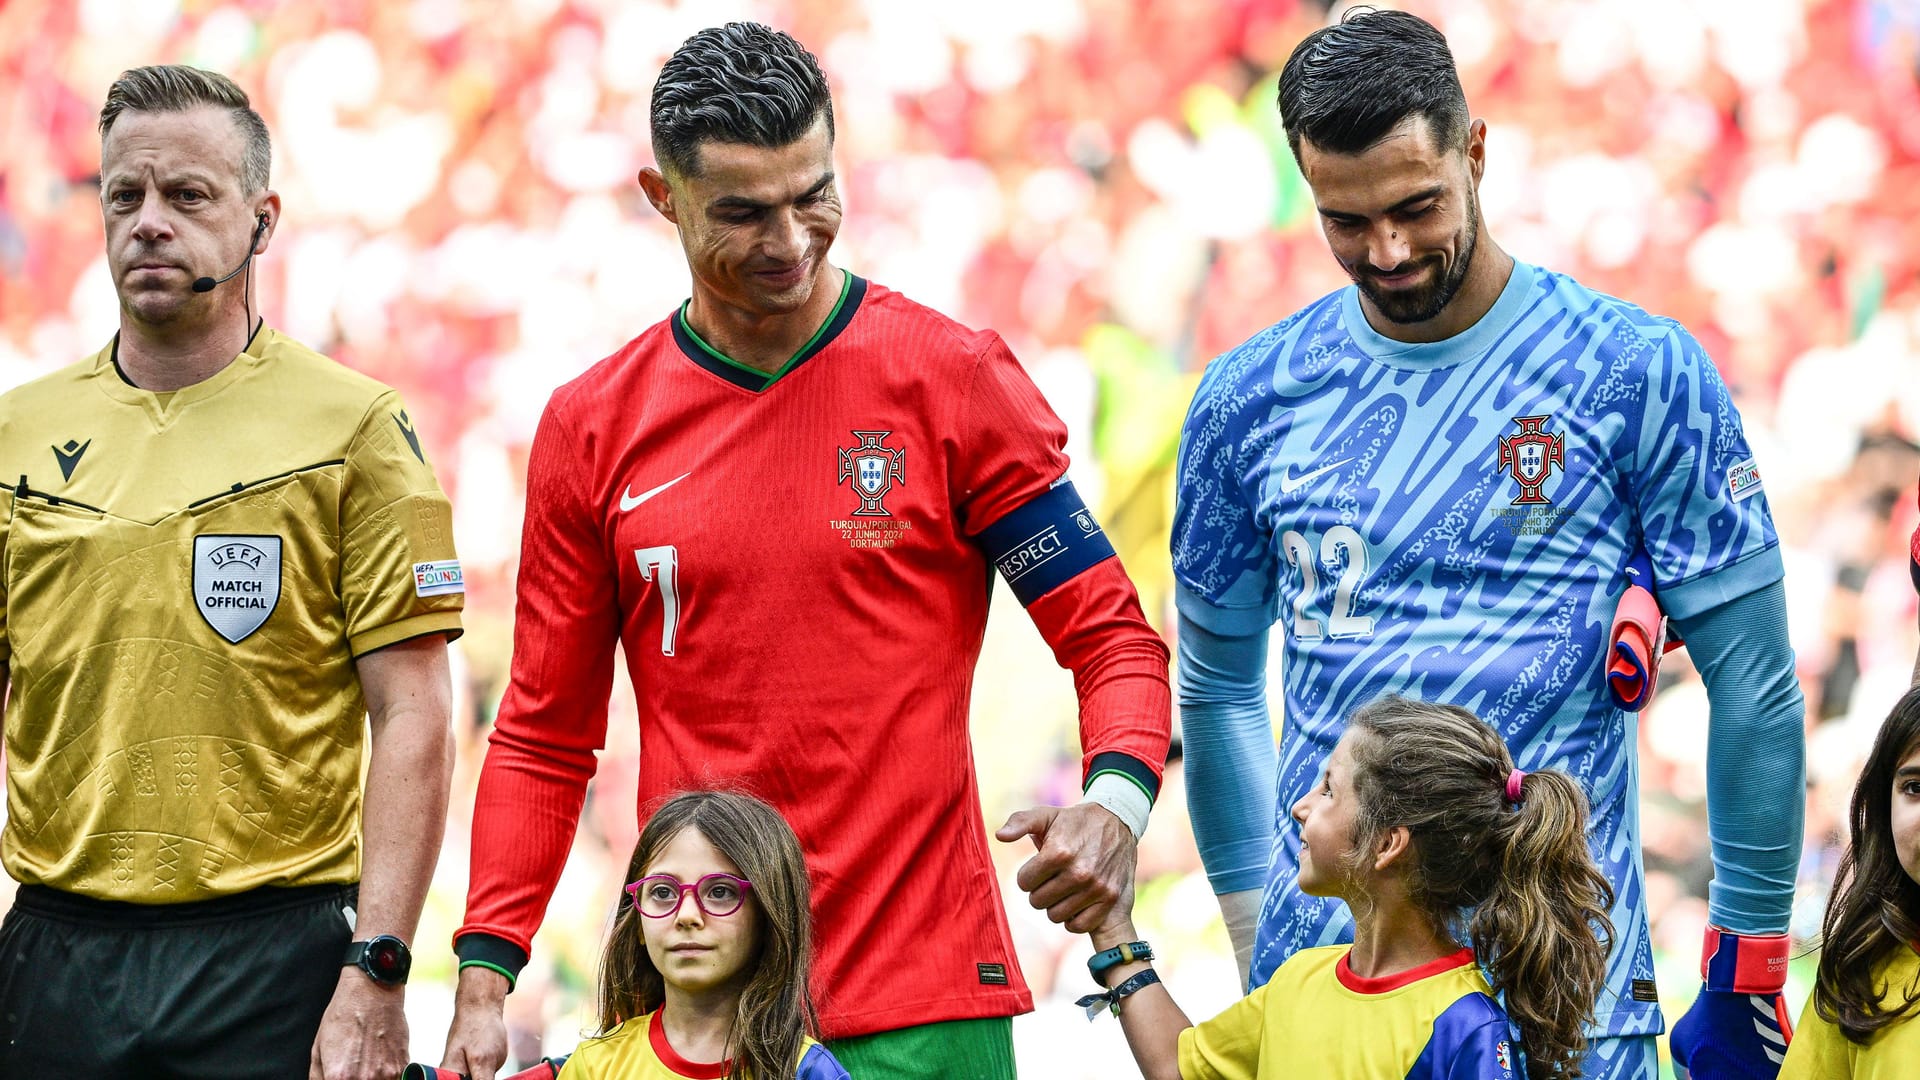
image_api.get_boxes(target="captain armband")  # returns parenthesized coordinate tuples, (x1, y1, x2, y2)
(977, 479, 1117, 606)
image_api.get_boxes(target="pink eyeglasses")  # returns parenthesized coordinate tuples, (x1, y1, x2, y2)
(624, 873, 753, 919)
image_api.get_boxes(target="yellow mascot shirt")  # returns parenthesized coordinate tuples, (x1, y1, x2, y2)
(0, 328, 463, 901)
(1781, 945, 1920, 1080)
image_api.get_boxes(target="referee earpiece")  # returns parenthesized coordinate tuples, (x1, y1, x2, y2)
(192, 213, 272, 294)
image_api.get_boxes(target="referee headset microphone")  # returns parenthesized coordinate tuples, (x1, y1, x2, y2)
(191, 211, 268, 293)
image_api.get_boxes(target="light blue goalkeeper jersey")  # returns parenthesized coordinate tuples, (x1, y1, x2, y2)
(1171, 259, 1783, 1036)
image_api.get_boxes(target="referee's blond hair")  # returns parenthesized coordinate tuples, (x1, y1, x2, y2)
(98, 64, 271, 194)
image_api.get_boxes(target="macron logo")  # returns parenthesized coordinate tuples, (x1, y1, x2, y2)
(1279, 458, 1350, 495)
(620, 473, 690, 513)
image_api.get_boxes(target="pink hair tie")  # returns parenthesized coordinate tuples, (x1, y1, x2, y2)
(1505, 769, 1527, 805)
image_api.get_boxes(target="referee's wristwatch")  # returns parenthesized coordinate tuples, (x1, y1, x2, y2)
(343, 934, 412, 986)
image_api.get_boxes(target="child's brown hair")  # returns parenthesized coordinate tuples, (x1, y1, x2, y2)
(598, 789, 820, 1080)
(1344, 696, 1615, 1079)
(1813, 684, 1920, 1043)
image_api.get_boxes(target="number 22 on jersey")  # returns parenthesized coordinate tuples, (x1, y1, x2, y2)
(1280, 525, 1373, 641)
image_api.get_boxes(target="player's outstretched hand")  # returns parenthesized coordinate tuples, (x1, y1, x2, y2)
(308, 971, 409, 1080)
(1670, 928, 1792, 1079)
(440, 966, 513, 1080)
(997, 802, 1137, 935)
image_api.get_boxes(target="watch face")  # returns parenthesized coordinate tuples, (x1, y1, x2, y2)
(367, 937, 408, 980)
(374, 937, 408, 972)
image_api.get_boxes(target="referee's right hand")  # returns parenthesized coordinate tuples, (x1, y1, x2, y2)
(441, 967, 512, 1080)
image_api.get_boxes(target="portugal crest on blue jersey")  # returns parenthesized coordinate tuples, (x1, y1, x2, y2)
(1497, 414, 1565, 505)
(837, 430, 906, 517)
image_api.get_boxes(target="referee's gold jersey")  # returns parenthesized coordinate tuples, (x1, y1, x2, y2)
(0, 328, 463, 902)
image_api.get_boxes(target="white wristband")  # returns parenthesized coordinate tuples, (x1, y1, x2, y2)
(1217, 887, 1263, 987)
(1080, 772, 1152, 840)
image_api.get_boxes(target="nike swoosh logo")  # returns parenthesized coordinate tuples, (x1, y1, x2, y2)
(619, 472, 690, 512)
(1278, 458, 1350, 494)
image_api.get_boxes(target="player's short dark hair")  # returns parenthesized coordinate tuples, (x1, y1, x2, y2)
(1276, 7, 1468, 162)
(99, 65, 271, 193)
(650, 22, 835, 179)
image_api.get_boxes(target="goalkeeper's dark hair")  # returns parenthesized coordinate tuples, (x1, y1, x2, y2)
(598, 789, 821, 1080)
(650, 22, 834, 179)
(1344, 696, 1613, 1080)
(1813, 684, 1920, 1044)
(1276, 7, 1469, 164)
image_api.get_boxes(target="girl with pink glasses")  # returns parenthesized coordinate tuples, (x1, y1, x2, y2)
(562, 790, 849, 1080)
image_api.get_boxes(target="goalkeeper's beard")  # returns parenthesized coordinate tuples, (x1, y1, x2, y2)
(1356, 195, 1480, 326)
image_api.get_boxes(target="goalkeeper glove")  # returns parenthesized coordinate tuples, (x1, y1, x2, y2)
(1670, 927, 1793, 1079)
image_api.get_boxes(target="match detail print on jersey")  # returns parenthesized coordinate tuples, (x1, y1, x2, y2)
(831, 429, 912, 548)
(193, 534, 282, 643)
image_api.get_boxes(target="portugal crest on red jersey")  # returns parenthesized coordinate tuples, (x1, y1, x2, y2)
(837, 430, 906, 516)
(1497, 415, 1564, 506)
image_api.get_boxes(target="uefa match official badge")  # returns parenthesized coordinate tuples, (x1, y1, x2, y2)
(193, 535, 282, 643)
(836, 430, 906, 517)
(1497, 415, 1565, 506)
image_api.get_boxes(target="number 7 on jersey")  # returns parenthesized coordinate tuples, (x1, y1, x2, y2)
(634, 545, 681, 656)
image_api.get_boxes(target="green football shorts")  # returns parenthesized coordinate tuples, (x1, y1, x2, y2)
(828, 1016, 1017, 1080)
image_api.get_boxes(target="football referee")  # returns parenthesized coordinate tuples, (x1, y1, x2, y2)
(0, 66, 463, 1079)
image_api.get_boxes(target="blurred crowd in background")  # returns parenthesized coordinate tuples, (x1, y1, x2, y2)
(4, 0, 1919, 1075)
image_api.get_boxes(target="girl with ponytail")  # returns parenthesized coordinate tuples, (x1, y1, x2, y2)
(1079, 695, 1613, 1079)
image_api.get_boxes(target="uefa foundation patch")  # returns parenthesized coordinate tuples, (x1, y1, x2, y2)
(413, 560, 465, 597)
(1726, 458, 1763, 502)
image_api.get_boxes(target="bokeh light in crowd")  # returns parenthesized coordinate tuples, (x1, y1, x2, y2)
(3, 0, 1917, 1075)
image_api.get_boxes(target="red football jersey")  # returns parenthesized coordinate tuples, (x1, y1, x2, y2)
(459, 275, 1170, 1038)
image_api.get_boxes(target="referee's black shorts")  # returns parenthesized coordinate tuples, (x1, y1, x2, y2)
(0, 882, 356, 1077)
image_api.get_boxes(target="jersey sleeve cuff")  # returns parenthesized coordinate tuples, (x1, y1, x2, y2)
(1085, 750, 1159, 800)
(454, 932, 529, 991)
(350, 610, 465, 657)
(1174, 580, 1274, 639)
(1081, 770, 1153, 839)
(1658, 544, 1784, 622)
